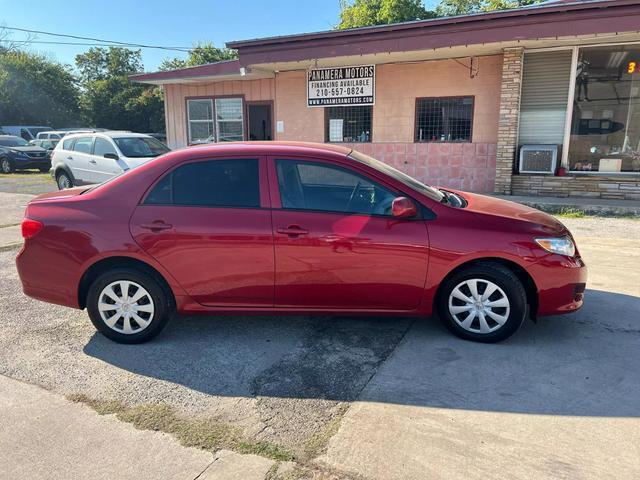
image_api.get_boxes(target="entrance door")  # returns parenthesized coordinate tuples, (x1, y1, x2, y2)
(247, 102, 273, 140)
(270, 157, 430, 311)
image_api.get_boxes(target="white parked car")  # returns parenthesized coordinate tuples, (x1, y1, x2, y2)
(50, 132, 170, 189)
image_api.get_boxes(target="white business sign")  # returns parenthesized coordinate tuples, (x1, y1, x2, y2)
(307, 65, 375, 107)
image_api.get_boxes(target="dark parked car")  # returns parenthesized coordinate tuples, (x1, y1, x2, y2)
(16, 142, 587, 344)
(0, 135, 50, 173)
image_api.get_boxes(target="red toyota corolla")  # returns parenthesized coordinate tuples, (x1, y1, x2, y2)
(16, 142, 586, 344)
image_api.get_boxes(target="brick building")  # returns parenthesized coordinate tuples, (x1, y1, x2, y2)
(132, 0, 640, 200)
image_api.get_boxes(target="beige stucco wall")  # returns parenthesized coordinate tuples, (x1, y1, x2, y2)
(163, 55, 502, 149)
(373, 56, 503, 143)
(164, 78, 275, 149)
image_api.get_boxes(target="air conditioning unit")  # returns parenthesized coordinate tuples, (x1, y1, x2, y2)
(519, 145, 558, 174)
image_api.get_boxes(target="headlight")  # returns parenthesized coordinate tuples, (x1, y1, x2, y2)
(535, 236, 576, 257)
(9, 149, 26, 156)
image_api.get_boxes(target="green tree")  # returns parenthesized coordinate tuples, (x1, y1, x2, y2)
(159, 42, 237, 71)
(436, 0, 544, 16)
(337, 0, 436, 29)
(0, 50, 81, 126)
(75, 47, 164, 132)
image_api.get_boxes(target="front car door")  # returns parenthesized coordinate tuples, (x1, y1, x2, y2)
(130, 156, 274, 307)
(90, 136, 124, 183)
(269, 156, 430, 311)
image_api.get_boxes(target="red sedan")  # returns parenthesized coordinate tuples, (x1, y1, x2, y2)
(16, 142, 586, 344)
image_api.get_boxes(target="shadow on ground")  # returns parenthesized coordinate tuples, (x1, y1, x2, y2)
(84, 288, 640, 417)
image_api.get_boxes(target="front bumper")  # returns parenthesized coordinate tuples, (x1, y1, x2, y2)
(527, 254, 588, 316)
(12, 156, 51, 170)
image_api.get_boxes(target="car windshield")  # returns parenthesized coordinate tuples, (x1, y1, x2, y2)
(0, 136, 29, 147)
(113, 137, 169, 158)
(349, 150, 445, 203)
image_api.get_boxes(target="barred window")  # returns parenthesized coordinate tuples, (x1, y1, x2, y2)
(325, 106, 372, 143)
(187, 97, 245, 144)
(215, 98, 244, 142)
(415, 97, 474, 143)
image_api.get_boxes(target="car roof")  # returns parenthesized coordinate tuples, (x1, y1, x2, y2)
(63, 131, 146, 140)
(181, 141, 352, 156)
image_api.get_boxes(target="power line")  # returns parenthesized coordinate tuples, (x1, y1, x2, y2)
(0, 26, 195, 52)
(0, 39, 191, 51)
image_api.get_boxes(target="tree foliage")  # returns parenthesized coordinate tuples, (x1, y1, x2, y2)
(159, 42, 237, 71)
(0, 50, 81, 126)
(75, 47, 164, 132)
(436, 0, 544, 16)
(337, 0, 435, 29)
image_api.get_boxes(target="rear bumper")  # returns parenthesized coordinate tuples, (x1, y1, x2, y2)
(15, 241, 81, 309)
(527, 255, 588, 316)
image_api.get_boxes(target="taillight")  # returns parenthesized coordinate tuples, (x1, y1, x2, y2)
(21, 218, 43, 239)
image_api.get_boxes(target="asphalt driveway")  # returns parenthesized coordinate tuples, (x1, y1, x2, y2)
(0, 187, 638, 478)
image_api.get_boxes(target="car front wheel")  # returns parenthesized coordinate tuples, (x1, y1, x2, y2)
(86, 268, 171, 344)
(437, 263, 527, 343)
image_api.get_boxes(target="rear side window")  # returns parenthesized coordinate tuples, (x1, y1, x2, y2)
(73, 136, 94, 154)
(62, 137, 76, 150)
(144, 159, 260, 208)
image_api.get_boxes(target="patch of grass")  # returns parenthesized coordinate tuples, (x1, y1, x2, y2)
(555, 208, 587, 218)
(67, 394, 294, 462)
(302, 403, 349, 460)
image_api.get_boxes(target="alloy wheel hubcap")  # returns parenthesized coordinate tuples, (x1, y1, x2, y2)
(1, 160, 9, 173)
(98, 280, 155, 334)
(448, 279, 510, 334)
(58, 176, 70, 189)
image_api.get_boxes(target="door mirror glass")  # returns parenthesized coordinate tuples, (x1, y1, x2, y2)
(391, 197, 417, 218)
(104, 153, 119, 160)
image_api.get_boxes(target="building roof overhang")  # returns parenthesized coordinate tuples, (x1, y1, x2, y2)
(130, 0, 640, 85)
(228, 0, 640, 67)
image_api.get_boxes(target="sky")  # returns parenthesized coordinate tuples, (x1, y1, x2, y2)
(0, 0, 439, 72)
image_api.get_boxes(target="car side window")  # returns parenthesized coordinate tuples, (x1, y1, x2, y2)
(73, 136, 94, 154)
(93, 137, 117, 157)
(144, 159, 260, 208)
(275, 159, 397, 216)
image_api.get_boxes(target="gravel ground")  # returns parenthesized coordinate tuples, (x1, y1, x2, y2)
(0, 246, 414, 457)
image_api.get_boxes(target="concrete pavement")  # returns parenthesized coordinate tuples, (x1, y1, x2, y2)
(0, 374, 215, 480)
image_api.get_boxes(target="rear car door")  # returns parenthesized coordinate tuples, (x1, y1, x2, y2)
(68, 136, 95, 183)
(269, 156, 430, 311)
(130, 156, 274, 307)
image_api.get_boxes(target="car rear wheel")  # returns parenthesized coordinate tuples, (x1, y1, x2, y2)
(56, 171, 72, 189)
(1, 158, 14, 174)
(86, 268, 171, 344)
(437, 263, 527, 343)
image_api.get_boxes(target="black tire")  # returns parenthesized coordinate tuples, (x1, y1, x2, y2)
(56, 171, 72, 189)
(1, 157, 14, 174)
(86, 267, 172, 344)
(38, 167, 49, 173)
(437, 263, 527, 343)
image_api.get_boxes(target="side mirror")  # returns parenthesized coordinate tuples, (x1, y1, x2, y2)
(391, 197, 418, 219)
(104, 153, 119, 160)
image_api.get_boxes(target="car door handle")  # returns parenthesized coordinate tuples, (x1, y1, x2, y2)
(89, 159, 97, 164)
(140, 222, 173, 232)
(277, 225, 309, 237)
(67, 156, 73, 160)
